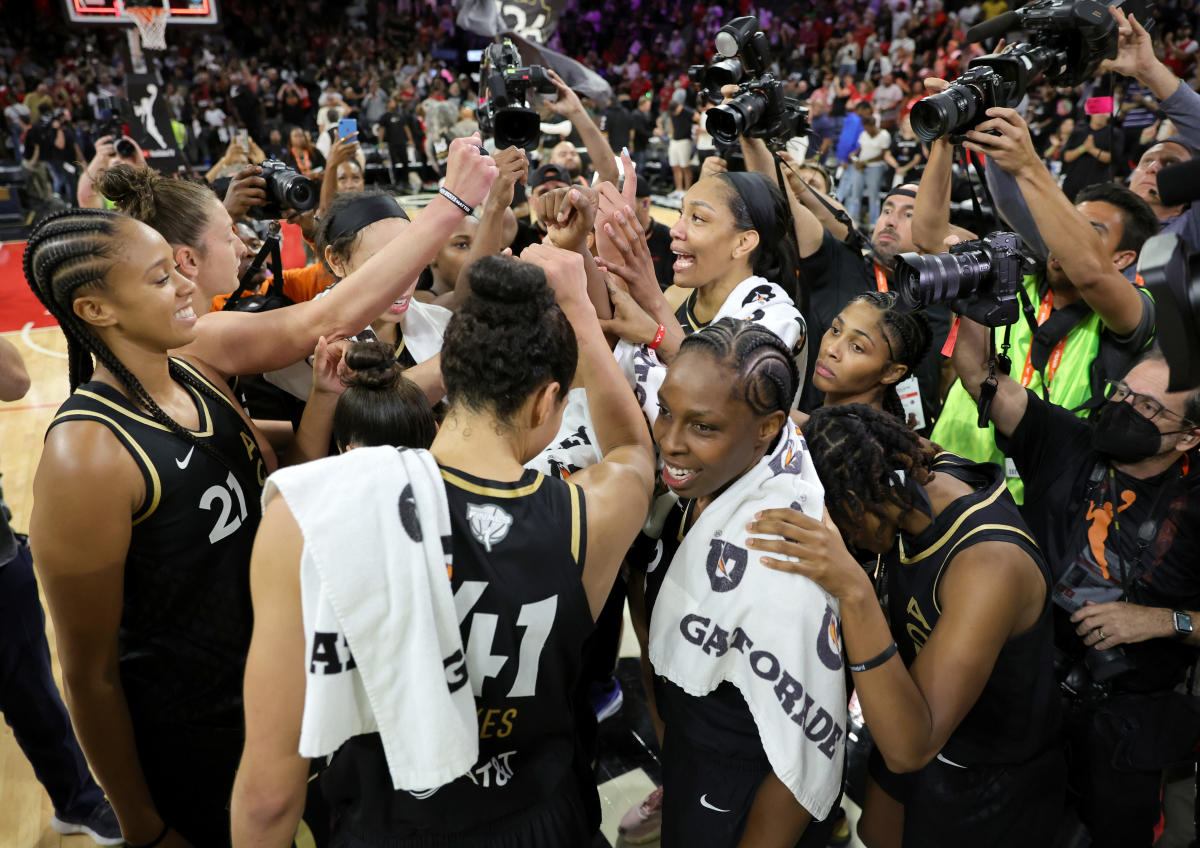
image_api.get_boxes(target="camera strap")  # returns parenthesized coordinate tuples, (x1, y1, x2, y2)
(976, 329, 1000, 428)
(223, 222, 286, 311)
(1016, 284, 1091, 399)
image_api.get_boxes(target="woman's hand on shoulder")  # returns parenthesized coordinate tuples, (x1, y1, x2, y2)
(747, 507, 873, 604)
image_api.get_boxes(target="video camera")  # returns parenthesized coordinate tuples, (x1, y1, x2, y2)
(688, 16, 807, 149)
(1139, 232, 1200, 392)
(95, 95, 138, 159)
(895, 232, 1028, 327)
(476, 39, 557, 150)
(910, 0, 1121, 143)
(246, 159, 318, 220)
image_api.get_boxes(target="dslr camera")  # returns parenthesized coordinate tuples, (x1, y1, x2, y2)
(1139, 232, 1200, 391)
(911, 0, 1121, 143)
(895, 232, 1026, 327)
(95, 95, 138, 159)
(247, 159, 318, 220)
(690, 16, 807, 149)
(476, 39, 557, 150)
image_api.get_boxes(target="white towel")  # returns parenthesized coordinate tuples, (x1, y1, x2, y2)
(647, 422, 847, 819)
(613, 276, 805, 428)
(263, 445, 478, 792)
(264, 297, 451, 400)
(525, 387, 603, 479)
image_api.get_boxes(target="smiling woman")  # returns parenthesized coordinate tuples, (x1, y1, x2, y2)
(23, 209, 280, 847)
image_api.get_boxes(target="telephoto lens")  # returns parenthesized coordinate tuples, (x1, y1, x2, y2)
(895, 247, 993, 309)
(909, 84, 984, 143)
(708, 89, 768, 146)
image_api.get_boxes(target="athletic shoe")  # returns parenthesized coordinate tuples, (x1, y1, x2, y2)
(590, 676, 624, 722)
(827, 806, 851, 846)
(51, 799, 124, 846)
(619, 786, 664, 845)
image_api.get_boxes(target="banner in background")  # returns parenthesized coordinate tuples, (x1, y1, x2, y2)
(456, 0, 612, 107)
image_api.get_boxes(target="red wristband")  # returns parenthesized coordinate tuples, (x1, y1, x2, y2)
(648, 323, 666, 351)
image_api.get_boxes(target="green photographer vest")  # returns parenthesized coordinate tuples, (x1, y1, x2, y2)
(931, 274, 1102, 505)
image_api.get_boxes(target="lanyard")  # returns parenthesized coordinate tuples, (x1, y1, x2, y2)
(1020, 289, 1067, 388)
(874, 264, 889, 293)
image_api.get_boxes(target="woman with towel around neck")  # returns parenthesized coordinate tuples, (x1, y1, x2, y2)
(96, 135, 497, 383)
(626, 317, 846, 848)
(747, 404, 1063, 847)
(232, 247, 656, 846)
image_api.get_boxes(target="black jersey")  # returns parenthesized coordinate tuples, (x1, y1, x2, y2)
(675, 291, 709, 335)
(322, 465, 593, 841)
(631, 500, 764, 762)
(47, 359, 266, 728)
(884, 453, 1059, 766)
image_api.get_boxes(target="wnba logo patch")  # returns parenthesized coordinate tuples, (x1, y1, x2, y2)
(467, 503, 514, 552)
(706, 539, 748, 592)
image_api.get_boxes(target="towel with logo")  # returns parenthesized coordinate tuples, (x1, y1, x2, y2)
(613, 276, 805, 427)
(265, 297, 451, 399)
(647, 422, 846, 819)
(525, 387, 603, 480)
(263, 445, 477, 791)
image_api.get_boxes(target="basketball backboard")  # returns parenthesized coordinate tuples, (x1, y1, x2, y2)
(64, 0, 220, 26)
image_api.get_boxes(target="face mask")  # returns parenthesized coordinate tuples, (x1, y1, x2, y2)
(1091, 401, 1164, 463)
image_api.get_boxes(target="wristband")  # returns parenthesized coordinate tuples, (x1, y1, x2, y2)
(647, 323, 666, 351)
(127, 824, 170, 848)
(847, 641, 898, 673)
(438, 186, 473, 215)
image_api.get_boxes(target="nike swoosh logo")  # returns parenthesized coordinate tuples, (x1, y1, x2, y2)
(700, 794, 731, 813)
(176, 446, 195, 469)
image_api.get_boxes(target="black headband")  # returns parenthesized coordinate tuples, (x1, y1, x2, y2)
(325, 194, 409, 244)
(885, 187, 918, 200)
(720, 171, 777, 241)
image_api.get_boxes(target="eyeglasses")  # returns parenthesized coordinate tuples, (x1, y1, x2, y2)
(1104, 379, 1195, 428)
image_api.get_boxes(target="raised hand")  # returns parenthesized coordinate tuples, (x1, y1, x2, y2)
(223, 165, 268, 220)
(442, 133, 499, 210)
(535, 184, 599, 252)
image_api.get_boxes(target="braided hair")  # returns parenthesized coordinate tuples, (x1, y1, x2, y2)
(25, 209, 263, 498)
(679, 317, 799, 416)
(805, 403, 936, 532)
(848, 291, 932, 421)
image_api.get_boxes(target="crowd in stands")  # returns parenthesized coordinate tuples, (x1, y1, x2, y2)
(2, 0, 1200, 847)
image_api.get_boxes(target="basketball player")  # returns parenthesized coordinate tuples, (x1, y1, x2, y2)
(749, 405, 1064, 847)
(24, 209, 338, 848)
(231, 247, 656, 845)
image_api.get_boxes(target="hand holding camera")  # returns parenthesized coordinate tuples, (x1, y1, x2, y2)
(961, 107, 1044, 180)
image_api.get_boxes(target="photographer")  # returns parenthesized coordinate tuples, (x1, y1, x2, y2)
(24, 105, 83, 206)
(918, 97, 1157, 503)
(77, 133, 146, 210)
(987, 8, 1200, 257)
(951, 317, 1200, 848)
(540, 69, 619, 188)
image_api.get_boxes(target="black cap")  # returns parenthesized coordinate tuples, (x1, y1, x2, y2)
(528, 163, 570, 189)
(634, 176, 652, 198)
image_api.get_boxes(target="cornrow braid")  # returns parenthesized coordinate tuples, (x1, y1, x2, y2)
(680, 317, 799, 416)
(849, 291, 932, 422)
(25, 209, 262, 506)
(805, 403, 936, 531)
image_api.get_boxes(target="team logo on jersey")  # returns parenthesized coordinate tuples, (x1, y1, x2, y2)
(706, 539, 748, 592)
(741, 284, 775, 307)
(467, 503, 514, 552)
(817, 605, 843, 671)
(399, 483, 422, 542)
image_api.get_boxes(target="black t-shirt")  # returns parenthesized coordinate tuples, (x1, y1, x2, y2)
(645, 219, 674, 291)
(889, 134, 923, 172)
(601, 104, 634, 155)
(631, 110, 655, 148)
(999, 390, 1200, 692)
(1061, 123, 1121, 202)
(670, 106, 694, 141)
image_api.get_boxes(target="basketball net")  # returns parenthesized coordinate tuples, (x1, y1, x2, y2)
(118, 0, 169, 51)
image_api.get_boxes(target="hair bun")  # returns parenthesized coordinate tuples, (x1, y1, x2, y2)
(469, 256, 549, 305)
(343, 340, 401, 391)
(97, 164, 160, 221)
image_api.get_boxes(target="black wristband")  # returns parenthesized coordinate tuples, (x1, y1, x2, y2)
(127, 824, 170, 848)
(438, 186, 473, 215)
(848, 641, 898, 673)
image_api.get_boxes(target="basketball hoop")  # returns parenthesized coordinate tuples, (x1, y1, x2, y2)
(118, 0, 169, 51)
